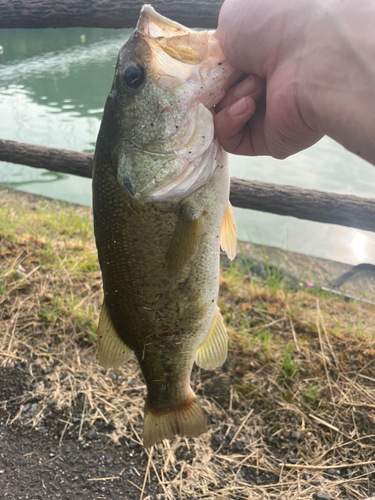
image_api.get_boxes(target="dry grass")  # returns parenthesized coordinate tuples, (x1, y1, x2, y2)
(1, 192, 375, 499)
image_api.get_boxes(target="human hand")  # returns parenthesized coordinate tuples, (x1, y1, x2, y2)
(214, 0, 324, 159)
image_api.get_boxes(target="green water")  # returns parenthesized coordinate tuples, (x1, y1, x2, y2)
(1, 28, 375, 265)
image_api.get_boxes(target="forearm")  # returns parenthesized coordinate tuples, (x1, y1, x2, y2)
(297, 0, 375, 164)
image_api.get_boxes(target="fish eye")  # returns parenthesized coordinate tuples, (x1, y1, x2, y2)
(122, 63, 145, 91)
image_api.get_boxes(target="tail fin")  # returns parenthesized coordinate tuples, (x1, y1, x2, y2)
(143, 390, 207, 448)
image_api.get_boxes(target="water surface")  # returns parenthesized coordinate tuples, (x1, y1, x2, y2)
(1, 28, 375, 265)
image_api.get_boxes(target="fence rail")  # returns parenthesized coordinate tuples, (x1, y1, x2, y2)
(1, 138, 375, 233)
(0, 0, 222, 29)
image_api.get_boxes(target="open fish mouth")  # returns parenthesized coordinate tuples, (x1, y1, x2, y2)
(136, 5, 237, 100)
(136, 5, 208, 93)
(137, 5, 206, 65)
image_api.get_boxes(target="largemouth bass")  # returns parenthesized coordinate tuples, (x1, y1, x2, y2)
(93, 5, 240, 448)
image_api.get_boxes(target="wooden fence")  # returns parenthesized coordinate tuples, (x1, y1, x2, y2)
(2, 139, 375, 233)
(1, 0, 374, 234)
(0, 0, 222, 29)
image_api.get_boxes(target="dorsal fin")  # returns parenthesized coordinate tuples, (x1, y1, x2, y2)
(195, 308, 228, 370)
(97, 301, 133, 369)
(220, 201, 237, 261)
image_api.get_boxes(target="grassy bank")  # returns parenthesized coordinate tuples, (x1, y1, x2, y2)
(1, 190, 375, 499)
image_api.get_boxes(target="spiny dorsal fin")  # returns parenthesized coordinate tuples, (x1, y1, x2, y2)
(220, 201, 237, 261)
(166, 211, 202, 275)
(143, 389, 207, 448)
(195, 308, 228, 370)
(97, 301, 133, 369)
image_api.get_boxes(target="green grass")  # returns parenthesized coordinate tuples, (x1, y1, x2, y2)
(0, 195, 100, 343)
(277, 344, 300, 382)
(255, 330, 273, 359)
(301, 381, 320, 406)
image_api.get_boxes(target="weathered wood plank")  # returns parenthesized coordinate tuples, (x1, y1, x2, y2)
(229, 178, 375, 232)
(0, 0, 222, 29)
(1, 138, 375, 233)
(0, 139, 92, 178)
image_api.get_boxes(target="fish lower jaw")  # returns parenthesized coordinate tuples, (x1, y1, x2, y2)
(146, 143, 220, 202)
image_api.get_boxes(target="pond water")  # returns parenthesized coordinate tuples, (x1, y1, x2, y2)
(1, 28, 375, 265)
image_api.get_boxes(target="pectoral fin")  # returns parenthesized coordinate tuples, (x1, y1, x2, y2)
(166, 207, 202, 275)
(220, 202, 237, 261)
(195, 308, 228, 370)
(97, 301, 133, 369)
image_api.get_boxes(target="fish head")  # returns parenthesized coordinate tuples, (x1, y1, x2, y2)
(103, 5, 241, 201)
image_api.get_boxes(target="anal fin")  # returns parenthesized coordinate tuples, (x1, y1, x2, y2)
(97, 301, 133, 369)
(220, 201, 237, 261)
(195, 308, 228, 370)
(143, 389, 207, 448)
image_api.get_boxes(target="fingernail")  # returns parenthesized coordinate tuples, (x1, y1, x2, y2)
(236, 76, 256, 98)
(229, 97, 249, 117)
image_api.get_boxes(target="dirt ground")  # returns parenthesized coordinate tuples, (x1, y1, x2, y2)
(0, 364, 154, 500)
(0, 361, 283, 500)
(1, 188, 375, 500)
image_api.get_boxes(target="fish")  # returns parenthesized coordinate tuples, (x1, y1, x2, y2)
(92, 4, 240, 448)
